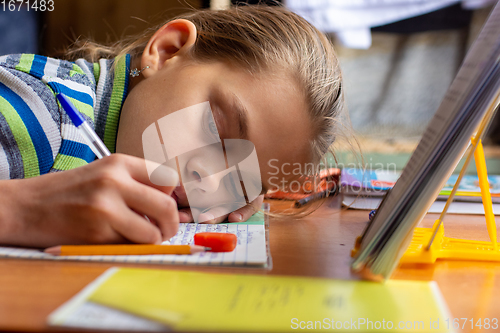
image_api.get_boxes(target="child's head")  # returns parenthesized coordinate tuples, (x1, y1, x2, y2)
(72, 5, 344, 210)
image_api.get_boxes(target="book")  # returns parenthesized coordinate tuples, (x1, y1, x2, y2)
(351, 2, 500, 281)
(341, 168, 500, 214)
(48, 267, 453, 332)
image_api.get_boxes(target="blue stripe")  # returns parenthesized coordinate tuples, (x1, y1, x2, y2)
(29, 55, 47, 78)
(0, 82, 53, 174)
(46, 82, 94, 106)
(122, 54, 131, 102)
(59, 139, 96, 163)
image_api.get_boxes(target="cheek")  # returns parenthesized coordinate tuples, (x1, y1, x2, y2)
(116, 97, 148, 157)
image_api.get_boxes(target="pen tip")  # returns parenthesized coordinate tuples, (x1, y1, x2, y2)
(205, 247, 212, 252)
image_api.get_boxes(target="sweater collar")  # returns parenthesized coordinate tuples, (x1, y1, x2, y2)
(93, 54, 130, 153)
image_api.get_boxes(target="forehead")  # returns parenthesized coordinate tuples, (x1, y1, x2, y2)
(216, 66, 313, 190)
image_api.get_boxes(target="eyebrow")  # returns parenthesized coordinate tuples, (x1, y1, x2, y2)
(230, 92, 249, 140)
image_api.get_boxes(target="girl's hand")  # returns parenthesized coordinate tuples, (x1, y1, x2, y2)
(178, 194, 264, 224)
(0, 154, 179, 248)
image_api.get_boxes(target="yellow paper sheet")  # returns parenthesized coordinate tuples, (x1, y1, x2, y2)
(89, 268, 453, 332)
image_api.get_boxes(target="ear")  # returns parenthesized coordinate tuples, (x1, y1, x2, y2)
(141, 19, 197, 77)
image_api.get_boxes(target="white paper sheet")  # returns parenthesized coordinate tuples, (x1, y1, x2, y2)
(343, 195, 500, 215)
(0, 218, 268, 267)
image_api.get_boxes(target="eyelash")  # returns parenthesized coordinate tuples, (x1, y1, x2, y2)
(209, 115, 218, 136)
(204, 108, 222, 141)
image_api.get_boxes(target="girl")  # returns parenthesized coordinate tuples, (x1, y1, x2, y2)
(0, 5, 344, 247)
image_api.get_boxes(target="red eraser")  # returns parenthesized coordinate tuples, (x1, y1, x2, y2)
(193, 232, 237, 252)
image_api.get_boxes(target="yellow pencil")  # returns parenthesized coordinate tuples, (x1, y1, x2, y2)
(44, 244, 210, 256)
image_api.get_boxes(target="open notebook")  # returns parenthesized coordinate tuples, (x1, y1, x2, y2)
(0, 211, 270, 267)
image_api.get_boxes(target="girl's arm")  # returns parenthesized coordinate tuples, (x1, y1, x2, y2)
(0, 154, 180, 248)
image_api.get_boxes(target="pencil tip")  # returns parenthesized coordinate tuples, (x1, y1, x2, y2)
(204, 247, 211, 252)
(44, 245, 62, 255)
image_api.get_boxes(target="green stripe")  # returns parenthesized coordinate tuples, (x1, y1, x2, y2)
(67, 96, 94, 121)
(93, 63, 101, 82)
(70, 63, 86, 77)
(15, 54, 35, 74)
(103, 56, 127, 153)
(52, 154, 88, 171)
(0, 96, 40, 178)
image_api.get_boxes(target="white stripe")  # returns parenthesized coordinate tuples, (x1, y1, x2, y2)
(75, 59, 97, 109)
(94, 59, 109, 115)
(0, 67, 61, 161)
(42, 76, 96, 102)
(0, 55, 8, 63)
(61, 123, 88, 145)
(0, 145, 10, 179)
(74, 59, 95, 85)
(43, 57, 61, 78)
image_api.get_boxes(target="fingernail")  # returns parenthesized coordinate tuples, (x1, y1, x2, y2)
(199, 213, 214, 223)
(147, 163, 179, 187)
(232, 213, 243, 222)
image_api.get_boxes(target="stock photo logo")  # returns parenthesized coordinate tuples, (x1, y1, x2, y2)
(142, 102, 262, 223)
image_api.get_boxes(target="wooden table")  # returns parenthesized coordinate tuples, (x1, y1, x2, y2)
(1, 197, 499, 332)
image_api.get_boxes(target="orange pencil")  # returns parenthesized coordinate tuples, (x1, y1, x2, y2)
(44, 244, 210, 256)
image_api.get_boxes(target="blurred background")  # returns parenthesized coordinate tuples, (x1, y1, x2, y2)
(0, 0, 498, 172)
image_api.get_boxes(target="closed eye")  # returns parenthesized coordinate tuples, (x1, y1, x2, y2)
(210, 89, 248, 140)
(203, 106, 221, 142)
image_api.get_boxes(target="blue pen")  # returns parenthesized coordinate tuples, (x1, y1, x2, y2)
(56, 93, 111, 159)
(57, 93, 153, 223)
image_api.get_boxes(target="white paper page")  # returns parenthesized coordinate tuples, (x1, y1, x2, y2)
(0, 220, 267, 267)
(55, 301, 167, 331)
(48, 268, 168, 331)
(343, 195, 500, 215)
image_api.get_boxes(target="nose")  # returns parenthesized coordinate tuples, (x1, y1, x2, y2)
(185, 157, 229, 193)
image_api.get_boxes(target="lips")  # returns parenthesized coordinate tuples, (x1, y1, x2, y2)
(173, 186, 189, 207)
(171, 190, 179, 205)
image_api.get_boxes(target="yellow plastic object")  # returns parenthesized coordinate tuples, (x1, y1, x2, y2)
(474, 138, 498, 250)
(400, 137, 500, 264)
(398, 89, 500, 265)
(400, 220, 500, 264)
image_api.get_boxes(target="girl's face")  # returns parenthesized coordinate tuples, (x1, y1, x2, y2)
(116, 56, 312, 212)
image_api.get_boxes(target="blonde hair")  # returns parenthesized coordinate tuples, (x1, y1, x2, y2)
(66, 5, 343, 165)
(67, 5, 351, 214)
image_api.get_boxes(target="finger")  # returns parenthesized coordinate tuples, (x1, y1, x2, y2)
(111, 203, 163, 244)
(198, 213, 229, 224)
(228, 195, 264, 222)
(198, 206, 232, 224)
(121, 181, 180, 240)
(106, 154, 179, 195)
(80, 223, 130, 245)
(132, 158, 179, 195)
(178, 208, 193, 223)
(154, 197, 180, 241)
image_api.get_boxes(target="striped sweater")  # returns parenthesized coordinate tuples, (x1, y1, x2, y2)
(0, 53, 130, 179)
